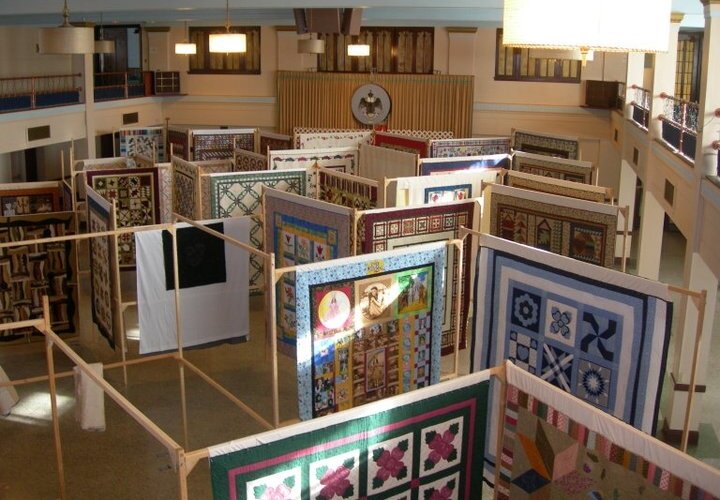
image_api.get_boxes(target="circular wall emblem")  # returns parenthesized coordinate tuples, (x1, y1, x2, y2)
(351, 83, 391, 125)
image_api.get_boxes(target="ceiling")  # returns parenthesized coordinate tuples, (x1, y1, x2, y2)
(0, 0, 705, 28)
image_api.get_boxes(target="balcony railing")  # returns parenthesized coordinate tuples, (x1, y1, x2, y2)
(630, 84, 651, 129)
(0, 74, 82, 113)
(94, 70, 146, 102)
(659, 93, 698, 161)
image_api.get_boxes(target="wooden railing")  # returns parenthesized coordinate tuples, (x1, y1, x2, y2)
(658, 93, 698, 161)
(629, 84, 651, 129)
(0, 73, 82, 113)
(94, 70, 146, 102)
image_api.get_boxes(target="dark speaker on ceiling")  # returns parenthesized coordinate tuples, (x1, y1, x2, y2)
(307, 8, 341, 34)
(293, 9, 308, 34)
(341, 8, 362, 36)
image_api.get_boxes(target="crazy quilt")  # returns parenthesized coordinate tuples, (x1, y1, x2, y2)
(87, 187, 118, 348)
(317, 168, 378, 210)
(0, 212, 76, 340)
(505, 170, 609, 203)
(259, 131, 292, 154)
(118, 126, 166, 162)
(294, 241, 447, 420)
(429, 137, 511, 158)
(193, 129, 255, 160)
(374, 131, 430, 158)
(495, 362, 720, 499)
(471, 235, 672, 480)
(264, 188, 353, 357)
(512, 151, 595, 185)
(209, 368, 490, 500)
(418, 155, 510, 176)
(357, 201, 476, 355)
(484, 184, 617, 267)
(0, 183, 61, 216)
(205, 169, 307, 291)
(512, 129, 580, 160)
(234, 149, 267, 172)
(86, 167, 160, 268)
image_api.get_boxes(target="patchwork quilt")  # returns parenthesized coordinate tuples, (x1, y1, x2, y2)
(484, 184, 617, 268)
(318, 169, 378, 210)
(496, 363, 720, 499)
(512, 129, 579, 160)
(429, 137, 511, 158)
(209, 369, 490, 500)
(512, 151, 595, 185)
(234, 149, 267, 172)
(0, 183, 61, 216)
(471, 235, 672, 480)
(357, 200, 476, 355)
(118, 126, 166, 162)
(505, 170, 609, 203)
(193, 129, 255, 160)
(294, 242, 448, 420)
(259, 131, 292, 154)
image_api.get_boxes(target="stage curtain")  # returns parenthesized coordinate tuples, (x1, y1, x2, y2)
(277, 71, 474, 137)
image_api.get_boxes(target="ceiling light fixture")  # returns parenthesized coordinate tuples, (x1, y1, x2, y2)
(347, 44, 370, 57)
(95, 13, 115, 54)
(209, 0, 246, 53)
(38, 0, 94, 54)
(298, 34, 325, 54)
(503, 0, 671, 64)
(175, 20, 197, 55)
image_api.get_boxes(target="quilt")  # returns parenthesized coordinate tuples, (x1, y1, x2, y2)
(157, 165, 173, 223)
(505, 170, 609, 203)
(357, 201, 475, 355)
(269, 147, 359, 196)
(87, 187, 118, 348)
(259, 131, 292, 154)
(172, 156, 199, 219)
(264, 188, 353, 357)
(495, 362, 720, 499)
(118, 126, 166, 162)
(209, 369, 490, 500)
(318, 168, 378, 210)
(296, 130, 373, 149)
(375, 131, 429, 158)
(512, 129, 580, 160)
(0, 183, 61, 216)
(389, 129, 454, 141)
(484, 184, 617, 268)
(512, 151, 595, 185)
(294, 241, 447, 420)
(62, 180, 73, 212)
(0, 212, 76, 340)
(471, 235, 672, 480)
(292, 127, 363, 148)
(193, 129, 255, 160)
(418, 155, 510, 176)
(359, 144, 418, 207)
(168, 128, 189, 160)
(86, 167, 160, 268)
(392, 169, 498, 207)
(136, 217, 251, 354)
(429, 137, 511, 157)
(234, 149, 267, 172)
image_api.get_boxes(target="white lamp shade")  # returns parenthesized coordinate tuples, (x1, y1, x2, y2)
(347, 44, 370, 57)
(38, 26, 94, 54)
(503, 0, 671, 53)
(95, 39, 115, 54)
(298, 38, 325, 54)
(209, 33, 246, 53)
(175, 42, 197, 55)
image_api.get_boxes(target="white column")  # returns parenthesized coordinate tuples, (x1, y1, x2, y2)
(649, 13, 683, 140)
(636, 190, 664, 280)
(615, 160, 637, 259)
(447, 28, 477, 76)
(74, 53, 96, 159)
(624, 52, 645, 120)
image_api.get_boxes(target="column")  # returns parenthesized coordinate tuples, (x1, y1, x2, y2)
(624, 52, 645, 120)
(649, 13, 683, 140)
(662, 0, 720, 443)
(636, 190, 664, 280)
(74, 53, 96, 159)
(447, 28, 477, 76)
(615, 160, 637, 260)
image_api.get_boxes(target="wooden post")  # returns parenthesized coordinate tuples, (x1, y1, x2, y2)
(267, 253, 280, 428)
(43, 297, 67, 500)
(493, 362, 509, 488)
(170, 224, 190, 449)
(109, 199, 129, 386)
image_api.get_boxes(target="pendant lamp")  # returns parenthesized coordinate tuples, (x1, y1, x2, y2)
(347, 44, 370, 57)
(209, 0, 246, 53)
(175, 21, 197, 55)
(38, 0, 94, 55)
(95, 14, 115, 54)
(298, 35, 325, 54)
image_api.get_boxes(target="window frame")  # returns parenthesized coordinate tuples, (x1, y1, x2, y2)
(187, 26, 261, 75)
(494, 29, 582, 84)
